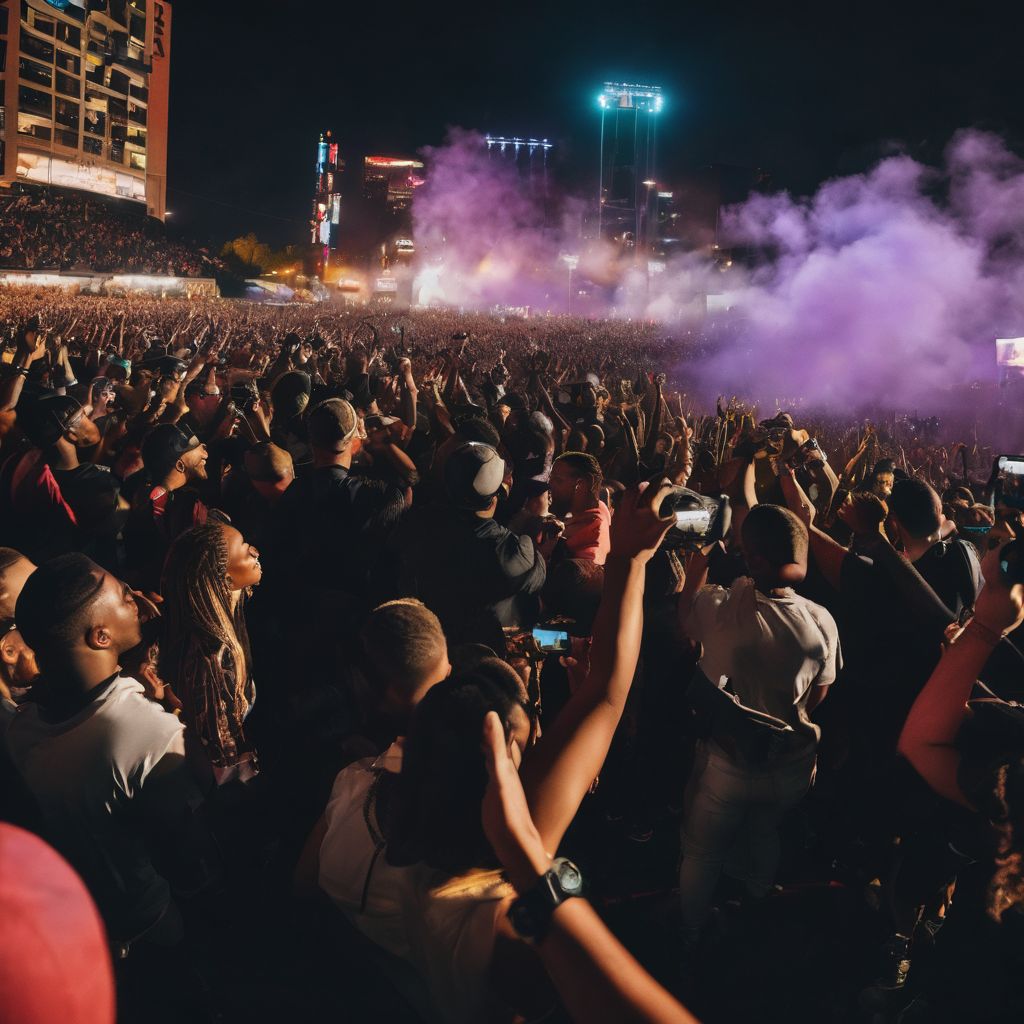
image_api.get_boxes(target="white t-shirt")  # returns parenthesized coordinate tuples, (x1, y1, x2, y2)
(686, 577, 841, 750)
(5, 674, 186, 939)
(319, 745, 516, 1022)
(319, 742, 411, 956)
(396, 866, 513, 1023)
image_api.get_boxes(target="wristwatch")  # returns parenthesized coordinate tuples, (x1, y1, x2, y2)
(508, 857, 584, 943)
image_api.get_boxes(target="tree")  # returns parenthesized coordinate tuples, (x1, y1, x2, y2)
(220, 233, 274, 276)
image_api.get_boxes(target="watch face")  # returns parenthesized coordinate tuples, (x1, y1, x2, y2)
(554, 859, 583, 896)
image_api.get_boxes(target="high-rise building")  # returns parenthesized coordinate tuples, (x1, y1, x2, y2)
(311, 130, 342, 260)
(0, 0, 172, 220)
(596, 82, 663, 252)
(362, 155, 424, 215)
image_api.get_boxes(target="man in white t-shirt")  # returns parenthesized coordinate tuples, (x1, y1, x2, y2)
(7, 553, 209, 947)
(676, 504, 841, 946)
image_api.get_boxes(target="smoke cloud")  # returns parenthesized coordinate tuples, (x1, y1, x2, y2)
(411, 128, 1024, 409)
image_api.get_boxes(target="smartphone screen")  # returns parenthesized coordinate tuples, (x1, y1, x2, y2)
(674, 509, 712, 535)
(533, 627, 570, 653)
(996, 455, 1024, 511)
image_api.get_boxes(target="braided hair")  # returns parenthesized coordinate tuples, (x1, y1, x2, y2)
(987, 759, 1024, 921)
(160, 523, 252, 724)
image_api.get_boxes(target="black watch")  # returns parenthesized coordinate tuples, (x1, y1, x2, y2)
(508, 857, 584, 943)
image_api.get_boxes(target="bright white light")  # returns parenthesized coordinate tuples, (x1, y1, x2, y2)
(598, 94, 608, 108)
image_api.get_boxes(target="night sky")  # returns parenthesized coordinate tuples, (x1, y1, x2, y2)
(166, 0, 1024, 249)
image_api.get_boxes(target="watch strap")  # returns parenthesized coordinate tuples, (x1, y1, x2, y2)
(508, 857, 583, 943)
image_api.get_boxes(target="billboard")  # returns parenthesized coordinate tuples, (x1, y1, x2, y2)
(17, 152, 146, 202)
(144, 0, 172, 219)
(997, 337, 1024, 381)
(364, 156, 425, 210)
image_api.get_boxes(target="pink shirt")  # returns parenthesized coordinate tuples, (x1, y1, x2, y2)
(564, 501, 611, 565)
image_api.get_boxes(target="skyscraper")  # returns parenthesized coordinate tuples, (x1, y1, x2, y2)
(0, 0, 172, 220)
(311, 130, 342, 260)
(596, 82, 663, 253)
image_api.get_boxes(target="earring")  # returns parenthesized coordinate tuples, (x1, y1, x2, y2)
(225, 574, 235, 590)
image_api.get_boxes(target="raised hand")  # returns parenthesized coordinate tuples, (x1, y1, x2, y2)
(608, 479, 674, 563)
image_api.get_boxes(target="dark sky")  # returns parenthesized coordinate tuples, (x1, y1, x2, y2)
(166, 0, 1024, 249)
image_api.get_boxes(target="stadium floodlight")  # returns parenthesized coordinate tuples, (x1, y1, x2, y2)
(486, 137, 553, 151)
(596, 82, 663, 251)
(598, 82, 664, 113)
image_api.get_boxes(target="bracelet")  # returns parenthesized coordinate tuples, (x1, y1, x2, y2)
(14, 366, 30, 378)
(963, 619, 1004, 648)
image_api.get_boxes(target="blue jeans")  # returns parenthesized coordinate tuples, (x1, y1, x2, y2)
(679, 739, 815, 942)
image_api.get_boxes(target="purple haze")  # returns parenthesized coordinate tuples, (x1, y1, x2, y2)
(411, 129, 1024, 409)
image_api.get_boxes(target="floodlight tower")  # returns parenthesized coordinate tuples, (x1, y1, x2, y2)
(596, 83, 663, 253)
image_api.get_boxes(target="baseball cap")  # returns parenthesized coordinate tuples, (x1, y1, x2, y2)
(271, 370, 311, 420)
(308, 397, 358, 452)
(444, 442, 506, 510)
(243, 442, 294, 483)
(141, 423, 202, 476)
(19, 395, 86, 448)
(496, 392, 527, 413)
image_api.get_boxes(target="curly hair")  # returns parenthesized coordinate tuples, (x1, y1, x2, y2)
(987, 759, 1024, 921)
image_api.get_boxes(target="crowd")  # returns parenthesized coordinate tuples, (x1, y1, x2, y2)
(0, 189, 222, 278)
(0, 289, 1022, 1024)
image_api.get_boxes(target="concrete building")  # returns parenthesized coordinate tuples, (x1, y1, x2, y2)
(0, 0, 172, 220)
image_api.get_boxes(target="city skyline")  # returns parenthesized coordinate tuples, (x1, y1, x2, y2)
(162, 1, 1024, 248)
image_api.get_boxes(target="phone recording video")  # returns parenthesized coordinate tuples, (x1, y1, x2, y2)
(532, 627, 570, 653)
(674, 509, 713, 535)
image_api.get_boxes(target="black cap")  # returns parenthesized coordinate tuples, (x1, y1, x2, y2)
(138, 355, 186, 378)
(271, 370, 311, 420)
(444, 442, 506, 510)
(19, 395, 84, 448)
(141, 423, 202, 477)
(496, 392, 527, 413)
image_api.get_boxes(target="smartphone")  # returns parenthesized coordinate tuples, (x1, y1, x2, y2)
(995, 455, 1024, 512)
(532, 627, 570, 653)
(674, 508, 713, 535)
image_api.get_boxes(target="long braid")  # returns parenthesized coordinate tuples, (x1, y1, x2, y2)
(161, 524, 251, 725)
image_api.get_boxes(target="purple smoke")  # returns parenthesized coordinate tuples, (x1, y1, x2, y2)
(412, 128, 1024, 409)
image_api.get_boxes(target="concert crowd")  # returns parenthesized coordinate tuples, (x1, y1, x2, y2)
(0, 190, 222, 278)
(1, 289, 1022, 1024)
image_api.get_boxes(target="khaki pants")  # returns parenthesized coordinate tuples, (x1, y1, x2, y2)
(679, 739, 815, 943)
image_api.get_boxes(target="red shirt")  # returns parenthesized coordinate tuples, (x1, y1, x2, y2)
(563, 501, 612, 565)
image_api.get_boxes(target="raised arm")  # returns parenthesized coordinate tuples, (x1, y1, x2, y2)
(0, 332, 47, 413)
(482, 713, 699, 1024)
(520, 480, 673, 852)
(898, 543, 1024, 807)
(779, 466, 848, 591)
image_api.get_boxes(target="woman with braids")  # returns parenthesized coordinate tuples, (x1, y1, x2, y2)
(161, 520, 263, 787)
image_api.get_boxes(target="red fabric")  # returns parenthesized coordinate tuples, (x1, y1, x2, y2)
(0, 824, 115, 1024)
(9, 450, 78, 527)
(563, 501, 612, 565)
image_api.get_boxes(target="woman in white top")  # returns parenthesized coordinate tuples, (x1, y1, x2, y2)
(372, 481, 674, 1022)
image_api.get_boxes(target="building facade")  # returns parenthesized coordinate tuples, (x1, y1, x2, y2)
(0, 0, 171, 220)
(311, 130, 342, 257)
(597, 82, 662, 253)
